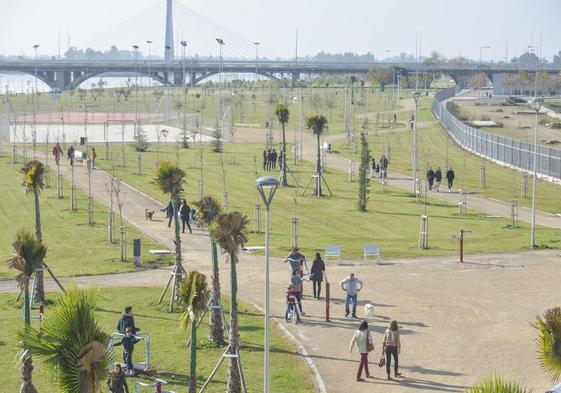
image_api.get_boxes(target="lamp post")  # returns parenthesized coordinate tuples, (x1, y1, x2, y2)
(180, 40, 188, 146)
(161, 128, 169, 160)
(478, 46, 490, 97)
(146, 40, 152, 88)
(254, 42, 260, 81)
(133, 44, 141, 175)
(412, 91, 421, 194)
(255, 175, 279, 393)
(530, 96, 543, 248)
(33, 44, 39, 158)
(216, 38, 225, 121)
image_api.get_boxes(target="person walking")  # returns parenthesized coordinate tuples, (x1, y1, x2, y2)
(383, 320, 402, 380)
(67, 145, 75, 166)
(446, 167, 455, 192)
(284, 247, 309, 275)
(107, 363, 130, 393)
(179, 199, 192, 234)
(426, 166, 435, 191)
(310, 252, 325, 300)
(371, 158, 376, 178)
(289, 269, 304, 315)
(434, 167, 442, 192)
(112, 327, 141, 376)
(161, 200, 174, 228)
(271, 149, 278, 170)
(52, 143, 63, 166)
(116, 306, 138, 334)
(90, 147, 97, 169)
(349, 320, 373, 381)
(340, 273, 363, 318)
(266, 149, 272, 171)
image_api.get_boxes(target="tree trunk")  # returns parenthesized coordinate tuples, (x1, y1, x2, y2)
(281, 122, 288, 186)
(170, 199, 184, 311)
(20, 351, 38, 393)
(208, 238, 224, 344)
(316, 134, 322, 197)
(33, 190, 44, 303)
(227, 254, 241, 393)
(24, 284, 31, 327)
(189, 319, 197, 393)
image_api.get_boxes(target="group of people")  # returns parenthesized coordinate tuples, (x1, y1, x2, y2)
(426, 167, 455, 192)
(52, 143, 97, 169)
(161, 198, 195, 234)
(263, 148, 283, 171)
(371, 155, 389, 179)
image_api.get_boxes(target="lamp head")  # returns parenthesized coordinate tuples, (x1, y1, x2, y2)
(256, 176, 279, 207)
(180, 40, 187, 47)
(531, 97, 544, 113)
(216, 38, 224, 45)
(146, 40, 152, 44)
(165, 45, 171, 50)
(132, 45, 139, 50)
(161, 128, 169, 137)
(413, 91, 421, 103)
(33, 44, 39, 49)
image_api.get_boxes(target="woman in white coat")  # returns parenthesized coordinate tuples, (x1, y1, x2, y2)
(349, 320, 373, 381)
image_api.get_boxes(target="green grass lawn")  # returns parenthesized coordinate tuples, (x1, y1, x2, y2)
(0, 287, 314, 393)
(0, 155, 171, 280)
(331, 99, 561, 215)
(91, 140, 561, 259)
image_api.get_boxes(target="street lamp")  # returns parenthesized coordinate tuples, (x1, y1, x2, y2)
(161, 128, 169, 159)
(254, 42, 260, 81)
(180, 40, 188, 146)
(412, 91, 421, 194)
(133, 44, 140, 175)
(146, 40, 152, 88)
(255, 175, 279, 393)
(216, 38, 225, 121)
(33, 44, 39, 157)
(530, 96, 543, 248)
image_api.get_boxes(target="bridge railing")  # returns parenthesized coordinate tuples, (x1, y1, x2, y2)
(432, 87, 561, 182)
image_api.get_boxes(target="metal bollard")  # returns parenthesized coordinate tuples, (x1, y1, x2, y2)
(325, 282, 330, 322)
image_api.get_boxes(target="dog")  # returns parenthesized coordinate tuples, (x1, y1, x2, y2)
(364, 303, 375, 318)
(144, 209, 155, 221)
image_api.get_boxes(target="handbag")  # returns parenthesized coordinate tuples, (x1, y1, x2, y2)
(378, 346, 386, 367)
(366, 333, 374, 352)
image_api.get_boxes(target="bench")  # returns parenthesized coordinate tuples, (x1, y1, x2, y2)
(150, 249, 174, 255)
(325, 245, 341, 264)
(363, 244, 380, 262)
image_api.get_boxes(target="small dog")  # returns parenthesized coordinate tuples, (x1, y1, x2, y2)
(364, 303, 375, 318)
(144, 209, 155, 220)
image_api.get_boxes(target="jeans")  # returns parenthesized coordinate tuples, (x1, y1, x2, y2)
(312, 280, 322, 299)
(285, 303, 301, 322)
(295, 291, 303, 313)
(385, 346, 399, 374)
(167, 215, 173, 228)
(181, 216, 192, 233)
(123, 350, 134, 372)
(345, 294, 358, 316)
(357, 353, 370, 379)
(448, 179, 453, 189)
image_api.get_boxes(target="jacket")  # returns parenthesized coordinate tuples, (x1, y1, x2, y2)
(179, 203, 191, 218)
(161, 202, 174, 217)
(426, 170, 434, 181)
(434, 170, 442, 181)
(107, 371, 129, 393)
(349, 329, 372, 354)
(113, 335, 141, 353)
(116, 313, 137, 334)
(289, 275, 303, 291)
(383, 329, 401, 348)
(286, 251, 307, 273)
(446, 170, 455, 181)
(310, 258, 325, 282)
(340, 276, 363, 296)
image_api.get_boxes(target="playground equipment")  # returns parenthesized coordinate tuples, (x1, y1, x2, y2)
(107, 332, 151, 371)
(134, 379, 175, 393)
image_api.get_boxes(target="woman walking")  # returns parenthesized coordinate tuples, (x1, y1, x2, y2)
(179, 199, 192, 234)
(349, 320, 373, 382)
(310, 252, 325, 300)
(383, 320, 402, 380)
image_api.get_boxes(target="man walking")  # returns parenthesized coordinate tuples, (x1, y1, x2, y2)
(340, 273, 363, 318)
(52, 143, 63, 166)
(426, 167, 435, 191)
(446, 167, 455, 192)
(434, 167, 442, 192)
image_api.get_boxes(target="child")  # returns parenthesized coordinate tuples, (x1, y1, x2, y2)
(285, 286, 301, 323)
(112, 327, 141, 375)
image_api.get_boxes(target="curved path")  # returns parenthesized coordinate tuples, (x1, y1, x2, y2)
(1, 153, 560, 392)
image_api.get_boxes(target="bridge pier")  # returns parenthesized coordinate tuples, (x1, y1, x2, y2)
(291, 72, 300, 88)
(450, 73, 470, 89)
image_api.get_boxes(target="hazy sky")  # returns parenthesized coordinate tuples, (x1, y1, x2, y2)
(1, 0, 559, 61)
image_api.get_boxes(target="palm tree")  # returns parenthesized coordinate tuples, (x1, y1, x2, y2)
(212, 211, 249, 393)
(534, 307, 561, 381)
(22, 160, 46, 302)
(178, 271, 210, 393)
(8, 228, 47, 393)
(18, 286, 109, 393)
(306, 114, 329, 197)
(193, 196, 225, 344)
(155, 162, 186, 310)
(466, 376, 529, 393)
(275, 104, 290, 186)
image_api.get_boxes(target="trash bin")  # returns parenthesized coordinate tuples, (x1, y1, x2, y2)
(133, 239, 142, 267)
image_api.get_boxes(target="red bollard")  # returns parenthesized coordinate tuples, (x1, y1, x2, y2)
(459, 229, 464, 263)
(325, 282, 330, 322)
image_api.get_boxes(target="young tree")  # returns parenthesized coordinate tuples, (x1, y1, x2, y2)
(18, 287, 109, 393)
(155, 163, 187, 310)
(193, 197, 225, 344)
(179, 271, 210, 393)
(306, 115, 329, 197)
(275, 104, 290, 186)
(367, 68, 393, 91)
(357, 132, 371, 211)
(22, 160, 45, 302)
(212, 211, 249, 393)
(134, 125, 149, 152)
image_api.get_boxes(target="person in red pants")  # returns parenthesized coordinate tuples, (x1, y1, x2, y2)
(349, 320, 373, 381)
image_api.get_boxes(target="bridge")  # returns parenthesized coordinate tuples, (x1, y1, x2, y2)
(0, 58, 559, 91)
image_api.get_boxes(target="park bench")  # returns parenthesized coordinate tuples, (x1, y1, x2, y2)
(325, 245, 341, 264)
(363, 244, 380, 263)
(149, 249, 174, 255)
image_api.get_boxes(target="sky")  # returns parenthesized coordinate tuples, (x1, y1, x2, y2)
(1, 0, 559, 61)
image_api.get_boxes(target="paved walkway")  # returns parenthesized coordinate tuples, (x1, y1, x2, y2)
(1, 155, 560, 392)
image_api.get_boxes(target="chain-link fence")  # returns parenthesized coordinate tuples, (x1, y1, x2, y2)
(432, 86, 561, 182)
